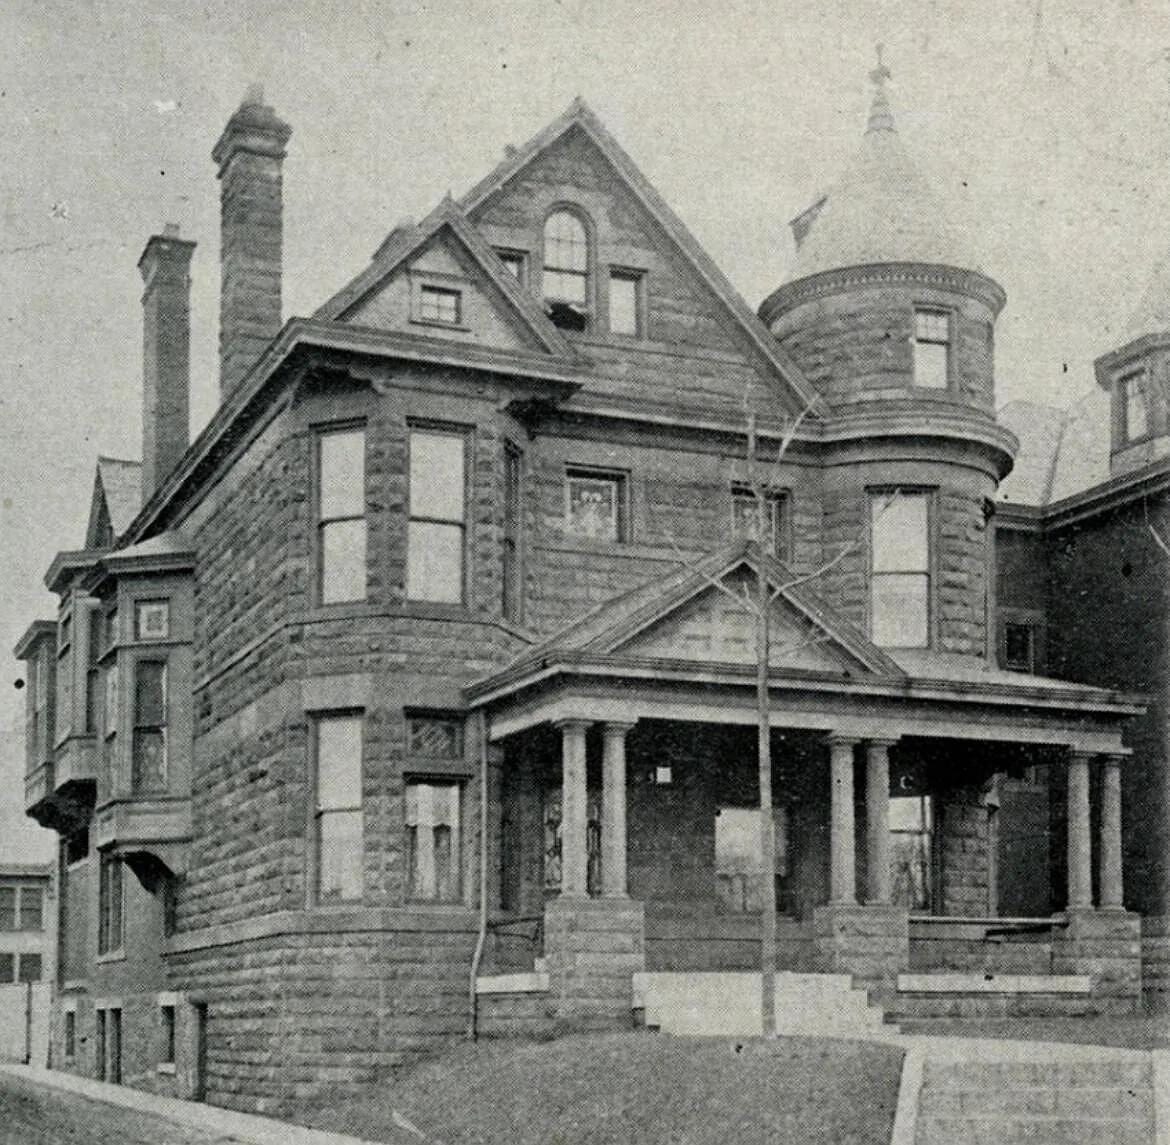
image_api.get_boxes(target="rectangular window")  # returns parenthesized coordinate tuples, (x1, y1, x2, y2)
(565, 468, 625, 542)
(913, 308, 950, 389)
(314, 715, 364, 903)
(503, 444, 523, 622)
(0, 954, 12, 982)
(407, 428, 467, 604)
(160, 1005, 175, 1065)
(20, 887, 42, 931)
(406, 781, 463, 903)
(56, 614, 72, 738)
(870, 490, 931, 648)
(890, 795, 934, 912)
(17, 954, 42, 983)
(64, 1011, 76, 1059)
(317, 427, 367, 605)
(135, 600, 170, 641)
(85, 606, 101, 734)
(95, 1010, 106, 1081)
(98, 854, 124, 955)
(103, 608, 119, 655)
(1003, 622, 1035, 673)
(132, 661, 167, 792)
(608, 269, 643, 336)
(417, 284, 462, 325)
(104, 666, 118, 740)
(0, 888, 14, 930)
(731, 487, 790, 561)
(34, 650, 47, 716)
(1121, 372, 1149, 442)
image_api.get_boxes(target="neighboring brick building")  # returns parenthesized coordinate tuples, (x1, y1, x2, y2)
(13, 70, 1164, 1111)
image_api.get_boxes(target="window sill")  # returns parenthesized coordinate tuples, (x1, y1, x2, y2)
(156, 1062, 176, 1076)
(409, 318, 472, 334)
(95, 950, 126, 965)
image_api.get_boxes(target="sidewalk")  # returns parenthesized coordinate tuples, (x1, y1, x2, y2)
(0, 1062, 389, 1145)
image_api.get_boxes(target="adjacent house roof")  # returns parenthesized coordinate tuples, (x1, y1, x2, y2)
(997, 392, 1110, 506)
(787, 69, 981, 282)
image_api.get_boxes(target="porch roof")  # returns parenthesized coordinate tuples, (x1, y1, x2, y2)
(466, 543, 1144, 752)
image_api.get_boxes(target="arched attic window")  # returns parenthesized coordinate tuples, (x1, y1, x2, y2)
(542, 209, 590, 331)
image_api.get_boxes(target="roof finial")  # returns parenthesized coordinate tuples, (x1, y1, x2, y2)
(866, 44, 896, 135)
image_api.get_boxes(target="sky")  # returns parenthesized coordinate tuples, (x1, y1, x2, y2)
(1, 0, 1170, 754)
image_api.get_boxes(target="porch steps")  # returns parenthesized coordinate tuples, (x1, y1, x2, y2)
(632, 971, 898, 1040)
(914, 1055, 1154, 1145)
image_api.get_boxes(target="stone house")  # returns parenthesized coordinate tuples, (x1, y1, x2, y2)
(14, 71, 1163, 1111)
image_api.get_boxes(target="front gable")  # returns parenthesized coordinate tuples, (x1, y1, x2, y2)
(618, 568, 869, 674)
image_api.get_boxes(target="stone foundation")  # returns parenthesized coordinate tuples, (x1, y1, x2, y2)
(1142, 916, 1170, 1013)
(813, 903, 908, 999)
(1051, 909, 1142, 1014)
(544, 897, 645, 1032)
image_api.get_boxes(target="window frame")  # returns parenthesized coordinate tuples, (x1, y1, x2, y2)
(912, 306, 953, 390)
(542, 207, 592, 330)
(1119, 370, 1151, 444)
(415, 283, 463, 327)
(730, 485, 791, 562)
(314, 423, 368, 607)
(406, 424, 470, 606)
(502, 442, 524, 623)
(607, 267, 645, 338)
(131, 658, 168, 794)
(0, 884, 43, 932)
(404, 777, 465, 905)
(84, 603, 101, 735)
(159, 1003, 176, 1067)
(564, 466, 628, 543)
(309, 711, 365, 907)
(97, 853, 124, 958)
(868, 487, 934, 650)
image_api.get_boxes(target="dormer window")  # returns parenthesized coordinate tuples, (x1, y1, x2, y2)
(543, 210, 589, 331)
(1120, 371, 1149, 443)
(913, 308, 950, 389)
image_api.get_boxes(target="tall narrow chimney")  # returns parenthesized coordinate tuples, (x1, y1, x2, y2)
(211, 85, 292, 400)
(138, 223, 195, 501)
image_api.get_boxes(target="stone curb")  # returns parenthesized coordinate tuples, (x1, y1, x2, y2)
(0, 1062, 385, 1145)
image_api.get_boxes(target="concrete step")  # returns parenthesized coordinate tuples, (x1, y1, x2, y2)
(913, 1057, 1155, 1145)
(631, 971, 895, 1040)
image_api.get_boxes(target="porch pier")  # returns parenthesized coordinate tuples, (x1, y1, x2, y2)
(1100, 754, 1123, 910)
(1066, 751, 1093, 910)
(865, 739, 894, 906)
(555, 719, 590, 898)
(828, 736, 857, 904)
(601, 722, 634, 897)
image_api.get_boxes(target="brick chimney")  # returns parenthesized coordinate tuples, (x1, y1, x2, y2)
(211, 85, 292, 400)
(138, 223, 195, 500)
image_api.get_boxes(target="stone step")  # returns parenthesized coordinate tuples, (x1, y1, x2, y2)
(915, 1113, 1151, 1145)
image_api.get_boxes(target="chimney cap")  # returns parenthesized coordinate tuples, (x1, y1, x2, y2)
(137, 226, 196, 277)
(212, 86, 292, 171)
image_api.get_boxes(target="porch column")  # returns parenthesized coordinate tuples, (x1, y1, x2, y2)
(865, 739, 895, 906)
(555, 719, 591, 898)
(601, 722, 634, 897)
(828, 735, 858, 904)
(1067, 750, 1094, 910)
(1099, 754, 1124, 910)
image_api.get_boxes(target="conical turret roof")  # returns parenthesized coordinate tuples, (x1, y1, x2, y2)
(788, 58, 975, 281)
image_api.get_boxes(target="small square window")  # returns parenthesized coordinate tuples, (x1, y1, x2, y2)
(731, 487, 789, 561)
(135, 601, 169, 641)
(417, 285, 462, 325)
(655, 765, 673, 786)
(565, 469, 625, 542)
(608, 270, 643, 337)
(18, 954, 41, 983)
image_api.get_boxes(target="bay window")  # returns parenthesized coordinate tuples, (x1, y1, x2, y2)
(316, 427, 367, 605)
(407, 428, 467, 604)
(870, 490, 931, 648)
(313, 714, 364, 903)
(132, 660, 167, 793)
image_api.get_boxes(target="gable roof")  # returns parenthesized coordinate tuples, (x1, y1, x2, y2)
(314, 197, 579, 360)
(482, 541, 904, 692)
(458, 98, 826, 418)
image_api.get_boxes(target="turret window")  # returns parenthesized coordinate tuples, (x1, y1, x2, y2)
(870, 490, 931, 648)
(913, 308, 951, 389)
